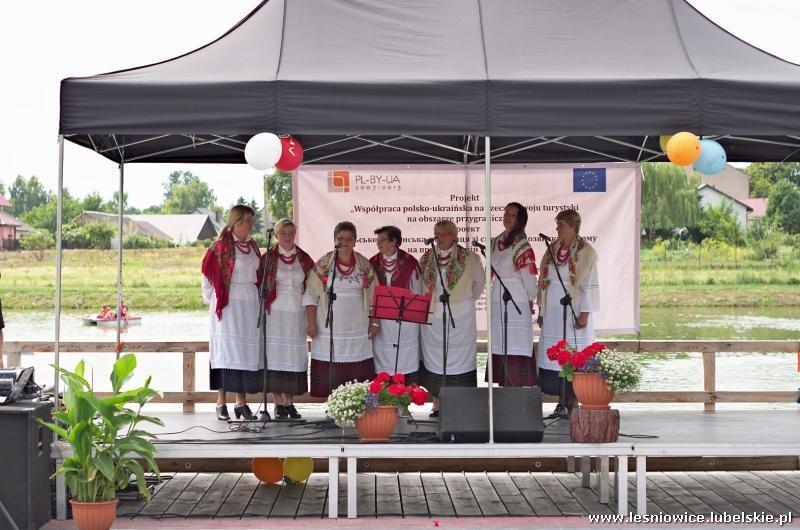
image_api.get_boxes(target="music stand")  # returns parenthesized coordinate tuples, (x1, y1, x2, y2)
(370, 285, 432, 374)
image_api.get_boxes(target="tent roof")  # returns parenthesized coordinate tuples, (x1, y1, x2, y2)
(60, 0, 800, 164)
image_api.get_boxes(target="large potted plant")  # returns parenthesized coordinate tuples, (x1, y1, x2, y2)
(547, 340, 641, 409)
(326, 372, 428, 442)
(40, 354, 162, 530)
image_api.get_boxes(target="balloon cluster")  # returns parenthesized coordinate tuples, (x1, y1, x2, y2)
(244, 133, 304, 172)
(660, 132, 727, 175)
(251, 457, 314, 484)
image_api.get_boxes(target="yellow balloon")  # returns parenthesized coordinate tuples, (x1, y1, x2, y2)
(252, 457, 283, 483)
(282, 457, 314, 483)
(666, 132, 701, 166)
(658, 135, 673, 153)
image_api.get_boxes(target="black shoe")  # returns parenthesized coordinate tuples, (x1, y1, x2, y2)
(429, 410, 439, 418)
(234, 404, 256, 420)
(216, 405, 230, 421)
(275, 405, 289, 419)
(287, 405, 302, 419)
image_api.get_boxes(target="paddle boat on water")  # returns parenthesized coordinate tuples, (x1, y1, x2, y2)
(81, 304, 142, 326)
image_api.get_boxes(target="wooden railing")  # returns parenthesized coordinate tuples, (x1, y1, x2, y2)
(4, 340, 799, 412)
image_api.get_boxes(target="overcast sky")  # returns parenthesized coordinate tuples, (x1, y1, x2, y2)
(0, 0, 798, 210)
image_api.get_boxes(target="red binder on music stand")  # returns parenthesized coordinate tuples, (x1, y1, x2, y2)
(371, 285, 431, 324)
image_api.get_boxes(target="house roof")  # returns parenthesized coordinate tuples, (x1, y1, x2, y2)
(697, 184, 754, 212)
(129, 214, 214, 243)
(0, 210, 23, 227)
(740, 197, 768, 218)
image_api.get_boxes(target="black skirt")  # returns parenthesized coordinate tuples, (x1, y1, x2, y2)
(266, 370, 308, 396)
(309, 358, 375, 397)
(209, 368, 264, 394)
(537, 368, 575, 399)
(420, 364, 477, 398)
(484, 354, 538, 387)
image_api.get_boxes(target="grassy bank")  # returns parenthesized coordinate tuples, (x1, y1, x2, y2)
(1, 247, 799, 310)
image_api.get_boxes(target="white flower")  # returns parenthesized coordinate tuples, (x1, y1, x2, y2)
(325, 380, 369, 428)
(598, 349, 641, 393)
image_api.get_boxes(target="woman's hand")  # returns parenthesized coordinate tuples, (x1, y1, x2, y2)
(575, 312, 589, 329)
(368, 320, 380, 339)
(537, 315, 543, 328)
(529, 300, 535, 315)
(307, 320, 318, 338)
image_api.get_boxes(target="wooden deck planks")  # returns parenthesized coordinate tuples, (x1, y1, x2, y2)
(114, 470, 800, 520)
(399, 473, 429, 516)
(296, 474, 328, 517)
(137, 473, 196, 518)
(216, 474, 260, 518)
(420, 473, 456, 516)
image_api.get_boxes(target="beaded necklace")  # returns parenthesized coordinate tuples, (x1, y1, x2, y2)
(234, 239, 252, 254)
(336, 253, 356, 276)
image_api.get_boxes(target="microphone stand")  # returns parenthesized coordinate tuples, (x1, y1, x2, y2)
(428, 239, 456, 392)
(475, 242, 522, 387)
(541, 234, 578, 420)
(256, 228, 275, 423)
(325, 245, 340, 396)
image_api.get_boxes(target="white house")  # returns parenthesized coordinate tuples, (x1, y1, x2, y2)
(697, 185, 753, 229)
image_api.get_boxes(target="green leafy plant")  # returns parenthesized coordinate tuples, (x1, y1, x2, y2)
(39, 354, 162, 502)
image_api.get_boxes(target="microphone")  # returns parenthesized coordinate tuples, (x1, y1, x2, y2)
(471, 240, 486, 251)
(334, 243, 343, 249)
(538, 233, 551, 241)
(424, 237, 437, 245)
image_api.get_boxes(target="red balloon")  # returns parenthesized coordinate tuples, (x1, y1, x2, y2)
(275, 135, 304, 171)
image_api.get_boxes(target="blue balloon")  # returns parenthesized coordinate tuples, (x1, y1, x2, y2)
(693, 139, 727, 175)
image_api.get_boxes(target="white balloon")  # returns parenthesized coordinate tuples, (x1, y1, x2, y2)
(244, 133, 282, 170)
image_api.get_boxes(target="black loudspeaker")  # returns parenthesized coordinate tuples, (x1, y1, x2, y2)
(438, 387, 544, 443)
(0, 402, 52, 530)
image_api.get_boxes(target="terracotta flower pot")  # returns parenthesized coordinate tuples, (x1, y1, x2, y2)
(355, 405, 397, 442)
(572, 372, 615, 410)
(70, 499, 118, 530)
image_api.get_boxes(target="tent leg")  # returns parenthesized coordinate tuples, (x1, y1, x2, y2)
(54, 135, 64, 404)
(484, 136, 493, 443)
(115, 162, 125, 358)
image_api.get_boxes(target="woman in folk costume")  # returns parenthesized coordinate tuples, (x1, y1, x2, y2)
(486, 202, 538, 387)
(536, 209, 600, 410)
(201, 204, 262, 421)
(419, 220, 485, 418)
(369, 225, 422, 384)
(303, 221, 378, 397)
(258, 218, 314, 420)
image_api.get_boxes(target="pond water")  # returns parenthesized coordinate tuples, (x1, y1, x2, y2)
(4, 307, 798, 412)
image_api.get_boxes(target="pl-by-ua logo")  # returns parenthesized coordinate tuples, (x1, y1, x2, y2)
(328, 171, 350, 192)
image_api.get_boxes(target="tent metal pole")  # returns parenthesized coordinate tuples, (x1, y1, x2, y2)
(115, 162, 125, 358)
(484, 136, 494, 444)
(54, 135, 64, 406)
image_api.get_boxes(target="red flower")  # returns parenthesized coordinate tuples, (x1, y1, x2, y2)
(392, 373, 405, 384)
(411, 387, 428, 406)
(571, 351, 587, 368)
(388, 383, 406, 396)
(369, 380, 383, 394)
(556, 350, 571, 366)
(546, 340, 568, 361)
(376, 372, 391, 383)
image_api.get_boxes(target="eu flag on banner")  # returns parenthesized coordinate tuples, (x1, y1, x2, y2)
(573, 168, 607, 192)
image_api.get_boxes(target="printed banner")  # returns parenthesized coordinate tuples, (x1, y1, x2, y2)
(294, 164, 640, 333)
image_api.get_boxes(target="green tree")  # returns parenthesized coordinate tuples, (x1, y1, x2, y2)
(641, 163, 701, 239)
(161, 171, 218, 214)
(746, 162, 800, 198)
(264, 170, 292, 221)
(82, 191, 105, 212)
(0, 180, 5, 195)
(9, 175, 50, 216)
(21, 189, 83, 234)
(698, 200, 743, 245)
(232, 197, 263, 232)
(101, 191, 140, 214)
(20, 229, 55, 261)
(766, 179, 800, 235)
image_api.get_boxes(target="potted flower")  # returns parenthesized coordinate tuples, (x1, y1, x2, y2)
(326, 372, 428, 442)
(39, 354, 162, 530)
(547, 340, 641, 410)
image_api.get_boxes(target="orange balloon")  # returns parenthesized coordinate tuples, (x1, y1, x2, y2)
(252, 457, 283, 483)
(666, 132, 701, 166)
